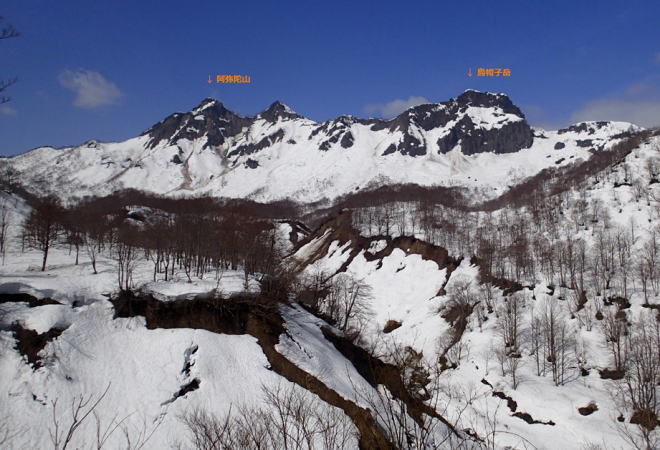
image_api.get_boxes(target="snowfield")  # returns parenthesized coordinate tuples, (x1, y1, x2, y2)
(0, 243, 367, 449)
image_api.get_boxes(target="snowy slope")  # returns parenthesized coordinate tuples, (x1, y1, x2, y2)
(0, 129, 656, 449)
(286, 133, 660, 449)
(2, 91, 640, 205)
(0, 245, 371, 449)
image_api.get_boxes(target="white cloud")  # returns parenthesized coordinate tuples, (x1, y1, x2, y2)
(0, 105, 17, 116)
(570, 82, 660, 128)
(59, 69, 123, 109)
(364, 96, 429, 119)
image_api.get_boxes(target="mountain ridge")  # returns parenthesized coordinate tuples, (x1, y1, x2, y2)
(1, 90, 641, 204)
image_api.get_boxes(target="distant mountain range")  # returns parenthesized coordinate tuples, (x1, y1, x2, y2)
(2, 90, 640, 204)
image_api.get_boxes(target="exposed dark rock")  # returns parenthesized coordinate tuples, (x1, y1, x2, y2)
(228, 129, 285, 158)
(290, 210, 461, 289)
(599, 368, 625, 380)
(259, 101, 302, 122)
(182, 344, 198, 376)
(11, 323, 67, 369)
(163, 378, 201, 405)
(491, 390, 555, 425)
(179, 378, 200, 395)
(340, 131, 354, 148)
(383, 320, 402, 333)
(312, 118, 357, 151)
(141, 92, 541, 162)
(435, 112, 532, 156)
(558, 121, 610, 135)
(578, 403, 598, 416)
(373, 91, 534, 157)
(143, 98, 253, 150)
(512, 412, 555, 426)
(277, 220, 310, 247)
(554, 142, 565, 150)
(245, 158, 259, 169)
(382, 143, 397, 156)
(469, 255, 523, 295)
(0, 293, 62, 307)
(492, 391, 518, 412)
(399, 135, 427, 156)
(171, 154, 183, 165)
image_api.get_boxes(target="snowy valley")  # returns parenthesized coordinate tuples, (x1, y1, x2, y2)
(0, 92, 658, 450)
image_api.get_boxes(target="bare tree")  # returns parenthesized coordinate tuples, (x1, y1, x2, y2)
(0, 198, 11, 263)
(496, 293, 523, 352)
(0, 16, 20, 104)
(23, 196, 63, 271)
(114, 230, 138, 292)
(0, 415, 25, 449)
(178, 383, 356, 450)
(540, 301, 575, 386)
(602, 307, 628, 373)
(350, 380, 457, 450)
(324, 273, 372, 336)
(614, 312, 659, 450)
(49, 384, 111, 450)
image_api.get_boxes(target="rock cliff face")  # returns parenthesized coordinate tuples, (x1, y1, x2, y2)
(143, 90, 533, 157)
(375, 90, 534, 156)
(143, 98, 253, 149)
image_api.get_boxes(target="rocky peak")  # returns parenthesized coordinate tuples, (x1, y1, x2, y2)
(372, 90, 533, 156)
(143, 99, 252, 149)
(260, 101, 302, 122)
(192, 97, 220, 113)
(558, 121, 614, 135)
(143, 92, 535, 156)
(454, 90, 525, 116)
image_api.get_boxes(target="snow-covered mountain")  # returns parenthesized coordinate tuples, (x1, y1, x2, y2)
(2, 90, 639, 204)
(0, 111, 657, 449)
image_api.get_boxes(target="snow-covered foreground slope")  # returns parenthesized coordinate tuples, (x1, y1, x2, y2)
(292, 240, 633, 449)
(0, 203, 461, 449)
(0, 245, 373, 449)
(2, 90, 639, 204)
(287, 133, 660, 449)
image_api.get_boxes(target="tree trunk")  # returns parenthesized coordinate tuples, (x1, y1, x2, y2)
(41, 244, 49, 271)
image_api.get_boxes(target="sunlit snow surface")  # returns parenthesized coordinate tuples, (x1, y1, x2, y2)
(4, 111, 639, 204)
(289, 135, 660, 450)
(0, 215, 363, 448)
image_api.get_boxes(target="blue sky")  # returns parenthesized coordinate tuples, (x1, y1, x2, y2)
(1, 0, 659, 156)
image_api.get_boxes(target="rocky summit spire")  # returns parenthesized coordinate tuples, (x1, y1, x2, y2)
(259, 100, 302, 122)
(142, 98, 251, 149)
